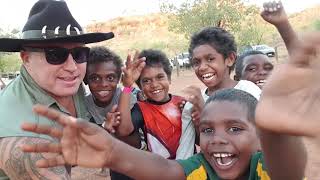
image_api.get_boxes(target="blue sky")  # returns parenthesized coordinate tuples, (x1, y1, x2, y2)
(0, 0, 319, 29)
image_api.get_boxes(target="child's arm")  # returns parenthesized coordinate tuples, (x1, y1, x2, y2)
(116, 52, 145, 137)
(21, 105, 186, 180)
(255, 33, 320, 179)
(261, 1, 298, 55)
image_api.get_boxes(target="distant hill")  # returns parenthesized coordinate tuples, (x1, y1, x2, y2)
(85, 5, 320, 60)
(86, 13, 188, 59)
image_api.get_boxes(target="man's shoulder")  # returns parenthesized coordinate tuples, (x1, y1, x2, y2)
(0, 78, 51, 139)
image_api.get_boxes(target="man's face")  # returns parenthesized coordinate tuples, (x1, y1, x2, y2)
(21, 43, 87, 98)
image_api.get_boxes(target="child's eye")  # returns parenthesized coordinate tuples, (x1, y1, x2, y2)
(264, 65, 274, 71)
(89, 76, 101, 83)
(229, 127, 243, 133)
(106, 75, 116, 82)
(207, 57, 215, 62)
(191, 59, 200, 67)
(202, 128, 214, 134)
(142, 79, 151, 84)
(246, 67, 256, 72)
(157, 75, 165, 80)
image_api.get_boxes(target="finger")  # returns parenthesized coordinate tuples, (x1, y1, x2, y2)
(133, 50, 140, 61)
(36, 155, 66, 168)
(276, 0, 283, 9)
(126, 54, 132, 67)
(21, 143, 62, 153)
(33, 104, 71, 126)
(21, 122, 62, 139)
(110, 105, 118, 113)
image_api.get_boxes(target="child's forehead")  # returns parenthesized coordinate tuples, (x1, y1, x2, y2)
(243, 54, 271, 65)
(87, 61, 118, 73)
(201, 101, 250, 124)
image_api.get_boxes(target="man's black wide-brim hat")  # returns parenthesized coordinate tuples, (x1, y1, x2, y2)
(0, 0, 114, 52)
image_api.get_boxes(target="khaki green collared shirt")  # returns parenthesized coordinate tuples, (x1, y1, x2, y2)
(0, 66, 89, 179)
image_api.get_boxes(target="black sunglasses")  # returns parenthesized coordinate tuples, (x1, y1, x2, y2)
(23, 46, 90, 65)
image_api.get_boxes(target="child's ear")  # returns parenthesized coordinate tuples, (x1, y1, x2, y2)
(225, 52, 236, 67)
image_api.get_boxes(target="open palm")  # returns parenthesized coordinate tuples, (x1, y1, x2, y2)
(122, 51, 146, 87)
(21, 105, 115, 168)
(256, 33, 320, 137)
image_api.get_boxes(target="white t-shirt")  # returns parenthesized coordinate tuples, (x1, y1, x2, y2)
(176, 80, 261, 160)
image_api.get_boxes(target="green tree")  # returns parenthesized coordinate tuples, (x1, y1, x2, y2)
(313, 19, 320, 30)
(160, 0, 268, 50)
(0, 28, 21, 73)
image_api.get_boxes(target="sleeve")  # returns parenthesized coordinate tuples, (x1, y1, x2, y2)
(177, 154, 202, 176)
(175, 102, 196, 160)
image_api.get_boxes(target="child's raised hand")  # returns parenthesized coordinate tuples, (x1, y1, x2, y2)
(102, 105, 121, 134)
(20, 104, 116, 168)
(183, 86, 204, 126)
(261, 1, 288, 26)
(122, 51, 146, 87)
(256, 32, 320, 137)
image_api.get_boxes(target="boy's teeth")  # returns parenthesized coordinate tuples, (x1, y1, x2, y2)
(202, 73, 215, 80)
(97, 90, 110, 96)
(152, 90, 161, 94)
(213, 153, 233, 158)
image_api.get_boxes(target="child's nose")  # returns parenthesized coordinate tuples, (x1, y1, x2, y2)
(211, 134, 229, 145)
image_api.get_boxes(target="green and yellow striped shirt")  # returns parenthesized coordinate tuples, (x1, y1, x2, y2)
(177, 152, 270, 180)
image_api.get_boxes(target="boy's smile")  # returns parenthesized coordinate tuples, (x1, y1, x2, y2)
(139, 66, 170, 103)
(199, 101, 259, 180)
(191, 44, 234, 93)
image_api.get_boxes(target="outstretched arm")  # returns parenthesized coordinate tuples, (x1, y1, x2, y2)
(261, 1, 298, 55)
(256, 33, 320, 179)
(0, 137, 71, 180)
(21, 105, 185, 180)
(116, 52, 145, 137)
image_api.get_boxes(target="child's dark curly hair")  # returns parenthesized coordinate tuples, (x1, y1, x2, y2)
(84, 46, 123, 84)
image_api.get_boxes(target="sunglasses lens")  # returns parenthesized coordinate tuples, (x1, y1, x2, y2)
(45, 48, 69, 65)
(72, 47, 89, 63)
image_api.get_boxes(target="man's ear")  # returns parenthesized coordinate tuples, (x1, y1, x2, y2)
(225, 52, 236, 68)
(20, 51, 30, 65)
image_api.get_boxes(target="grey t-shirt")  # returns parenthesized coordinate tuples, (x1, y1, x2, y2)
(85, 87, 137, 125)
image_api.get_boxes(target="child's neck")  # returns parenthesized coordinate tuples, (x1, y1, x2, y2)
(206, 77, 237, 96)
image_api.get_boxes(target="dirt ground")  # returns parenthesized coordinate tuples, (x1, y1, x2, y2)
(72, 69, 320, 180)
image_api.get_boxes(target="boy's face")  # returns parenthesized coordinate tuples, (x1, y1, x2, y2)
(87, 61, 120, 107)
(241, 54, 273, 89)
(199, 101, 259, 180)
(139, 66, 170, 103)
(191, 44, 234, 91)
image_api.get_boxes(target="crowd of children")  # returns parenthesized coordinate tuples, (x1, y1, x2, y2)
(17, 1, 319, 180)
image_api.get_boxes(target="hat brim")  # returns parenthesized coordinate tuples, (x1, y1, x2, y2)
(0, 32, 114, 52)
